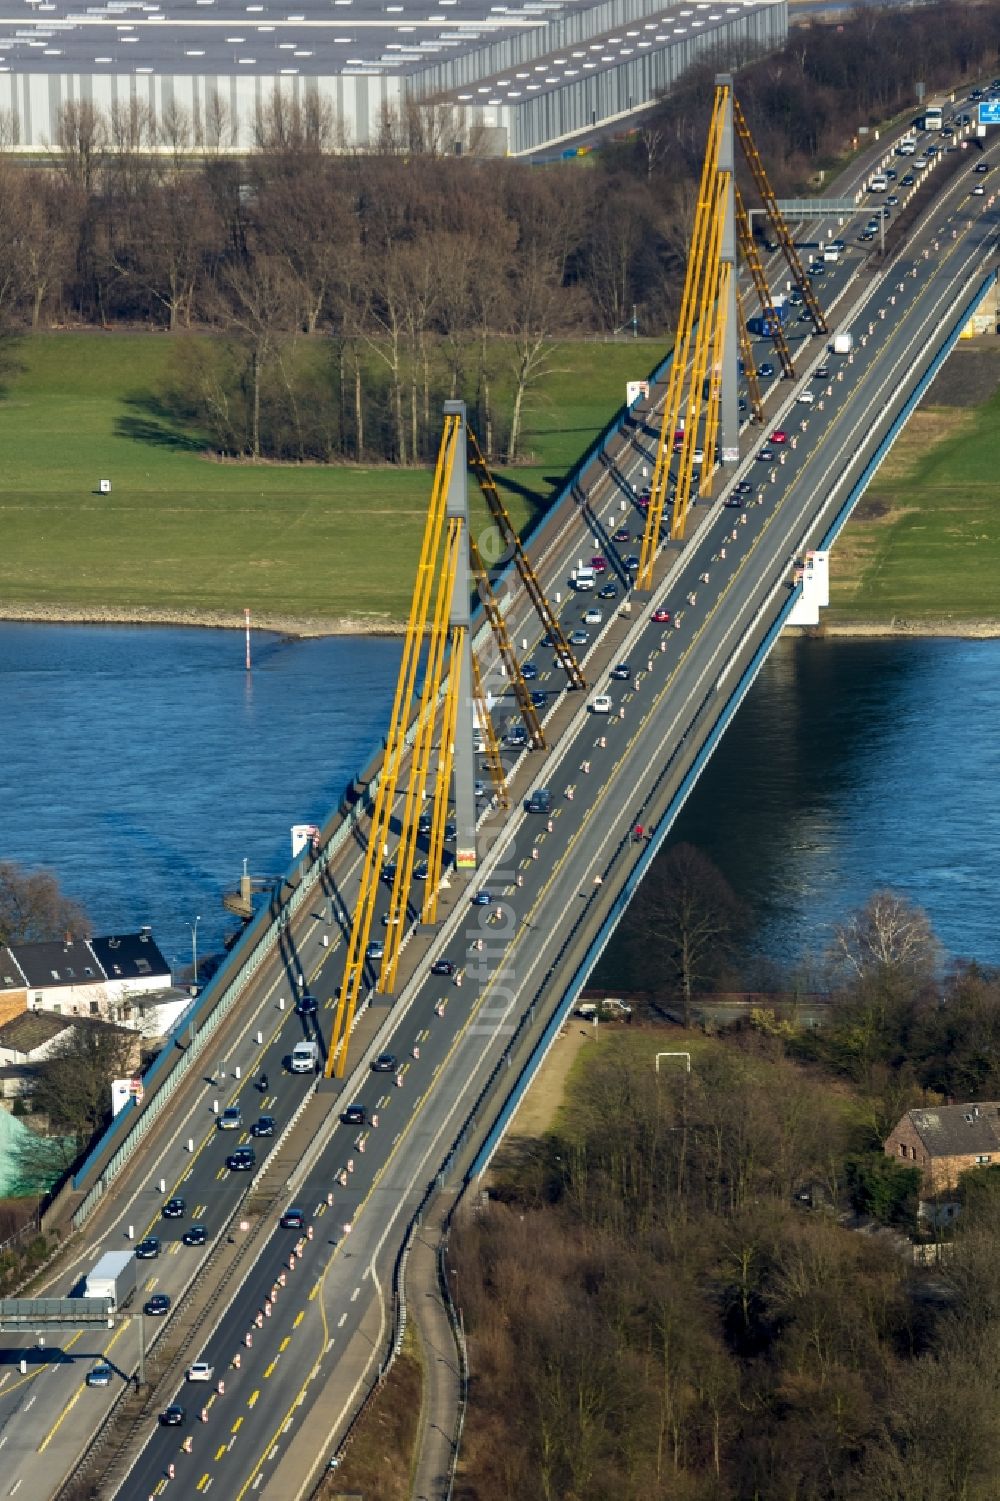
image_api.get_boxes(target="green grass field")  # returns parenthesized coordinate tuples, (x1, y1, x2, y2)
(0, 332, 663, 627)
(828, 389, 1000, 623)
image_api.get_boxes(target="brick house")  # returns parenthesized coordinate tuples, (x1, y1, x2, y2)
(885, 1102, 1000, 1206)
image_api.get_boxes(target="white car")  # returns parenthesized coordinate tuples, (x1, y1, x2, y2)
(186, 1362, 214, 1383)
(583, 607, 603, 626)
(589, 694, 612, 714)
(796, 390, 816, 406)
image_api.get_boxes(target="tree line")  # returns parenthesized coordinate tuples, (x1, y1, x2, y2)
(0, 0, 998, 466)
(450, 883, 1000, 1499)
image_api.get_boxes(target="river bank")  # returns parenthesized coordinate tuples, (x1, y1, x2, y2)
(0, 602, 406, 637)
(7, 600, 1000, 640)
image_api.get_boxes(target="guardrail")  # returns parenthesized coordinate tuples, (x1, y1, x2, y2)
(438, 1218, 469, 1501)
(67, 338, 679, 1226)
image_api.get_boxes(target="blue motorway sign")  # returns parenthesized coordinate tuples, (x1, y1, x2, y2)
(979, 101, 1000, 125)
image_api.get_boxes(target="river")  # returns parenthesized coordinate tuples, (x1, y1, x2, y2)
(1, 625, 997, 978)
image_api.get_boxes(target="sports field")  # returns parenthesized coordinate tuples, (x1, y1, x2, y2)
(0, 332, 662, 630)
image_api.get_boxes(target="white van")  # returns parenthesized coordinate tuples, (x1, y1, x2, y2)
(823, 245, 840, 263)
(573, 566, 595, 591)
(290, 1039, 320, 1074)
(869, 173, 888, 192)
(898, 137, 916, 155)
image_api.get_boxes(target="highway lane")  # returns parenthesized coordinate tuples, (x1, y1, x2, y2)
(11, 108, 990, 1501)
(109, 177, 1000, 1497)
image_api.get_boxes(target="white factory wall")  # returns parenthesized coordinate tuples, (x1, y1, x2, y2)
(0, 69, 403, 151)
(499, 2, 788, 153)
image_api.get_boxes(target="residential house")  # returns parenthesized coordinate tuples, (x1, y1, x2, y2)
(0, 947, 27, 1026)
(0, 1010, 140, 1103)
(1, 928, 172, 1031)
(885, 1101, 1000, 1212)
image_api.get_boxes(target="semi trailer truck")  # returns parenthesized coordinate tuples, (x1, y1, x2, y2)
(83, 1250, 137, 1310)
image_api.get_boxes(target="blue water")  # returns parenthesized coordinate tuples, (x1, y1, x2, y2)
(671, 635, 1000, 968)
(0, 624, 401, 978)
(1, 624, 999, 977)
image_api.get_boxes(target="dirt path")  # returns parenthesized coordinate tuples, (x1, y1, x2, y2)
(503, 1021, 603, 1141)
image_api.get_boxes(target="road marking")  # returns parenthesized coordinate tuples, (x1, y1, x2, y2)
(264, 1362, 276, 1380)
(279, 1336, 291, 1352)
(37, 1385, 82, 1453)
(196, 1474, 211, 1491)
(226, 204, 976, 1501)
(338, 1312, 347, 1327)
(293, 1311, 304, 1328)
(350, 1287, 360, 1302)
(232, 1416, 243, 1433)
(216, 1443, 228, 1460)
(248, 1389, 260, 1407)
(309, 1281, 320, 1301)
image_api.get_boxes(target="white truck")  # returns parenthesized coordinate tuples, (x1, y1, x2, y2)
(290, 1038, 320, 1073)
(832, 331, 854, 356)
(84, 1250, 137, 1310)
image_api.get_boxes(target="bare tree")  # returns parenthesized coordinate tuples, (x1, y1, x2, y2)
(215, 251, 295, 460)
(831, 890, 939, 983)
(0, 861, 88, 946)
(54, 100, 107, 193)
(27, 1021, 135, 1152)
(629, 843, 743, 1024)
(501, 169, 586, 461)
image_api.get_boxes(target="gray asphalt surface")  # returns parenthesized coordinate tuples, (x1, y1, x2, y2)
(3, 97, 996, 1501)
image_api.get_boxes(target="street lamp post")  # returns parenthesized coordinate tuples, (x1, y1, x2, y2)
(191, 915, 201, 993)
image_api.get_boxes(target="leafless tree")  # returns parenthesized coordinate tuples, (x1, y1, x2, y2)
(215, 251, 295, 459)
(27, 1021, 135, 1152)
(54, 100, 107, 193)
(831, 889, 939, 983)
(0, 861, 88, 946)
(629, 842, 743, 1024)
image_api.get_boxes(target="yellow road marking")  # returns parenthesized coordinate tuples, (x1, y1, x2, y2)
(232, 226, 981, 1501)
(248, 1389, 260, 1408)
(215, 1443, 227, 1460)
(264, 1361, 276, 1379)
(232, 1416, 243, 1433)
(279, 1337, 291, 1352)
(37, 1385, 82, 1453)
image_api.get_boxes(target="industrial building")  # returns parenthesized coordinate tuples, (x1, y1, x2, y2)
(0, 0, 786, 155)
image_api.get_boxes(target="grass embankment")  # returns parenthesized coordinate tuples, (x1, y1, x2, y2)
(0, 332, 662, 632)
(313, 1332, 423, 1501)
(828, 351, 1000, 630)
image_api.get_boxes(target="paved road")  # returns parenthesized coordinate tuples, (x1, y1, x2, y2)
(3, 96, 995, 1501)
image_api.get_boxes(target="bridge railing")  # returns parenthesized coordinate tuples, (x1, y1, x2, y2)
(68, 342, 679, 1223)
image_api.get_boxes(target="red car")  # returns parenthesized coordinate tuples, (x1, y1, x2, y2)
(770, 429, 788, 445)
(652, 607, 672, 624)
(590, 555, 607, 573)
